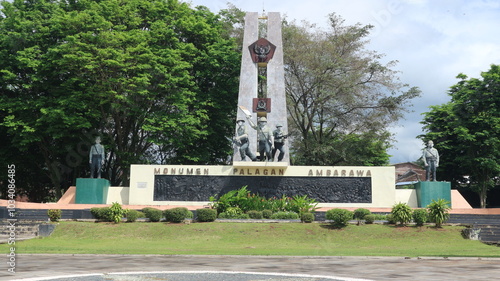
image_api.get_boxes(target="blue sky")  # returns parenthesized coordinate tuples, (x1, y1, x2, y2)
(185, 0, 500, 164)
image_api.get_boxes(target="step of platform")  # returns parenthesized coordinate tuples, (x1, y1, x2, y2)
(0, 222, 39, 237)
(477, 225, 500, 245)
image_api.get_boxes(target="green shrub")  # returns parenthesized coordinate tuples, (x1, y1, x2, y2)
(364, 214, 376, 224)
(109, 202, 126, 223)
(218, 212, 250, 219)
(385, 214, 395, 224)
(47, 209, 62, 222)
(270, 211, 299, 220)
(126, 210, 143, 223)
(427, 199, 451, 228)
(164, 207, 192, 223)
(142, 207, 162, 222)
(262, 209, 273, 219)
(391, 203, 413, 226)
(90, 207, 111, 221)
(325, 209, 353, 228)
(288, 195, 319, 216)
(247, 210, 263, 219)
(353, 208, 371, 225)
(196, 208, 217, 222)
(412, 208, 428, 226)
(301, 212, 315, 223)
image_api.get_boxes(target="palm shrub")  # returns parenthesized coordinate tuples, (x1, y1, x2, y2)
(391, 203, 413, 226)
(427, 199, 451, 228)
(412, 208, 428, 226)
(109, 202, 126, 223)
(325, 208, 353, 228)
(142, 207, 162, 222)
(288, 195, 319, 216)
(196, 208, 217, 222)
(209, 186, 251, 214)
(164, 207, 192, 223)
(353, 208, 371, 225)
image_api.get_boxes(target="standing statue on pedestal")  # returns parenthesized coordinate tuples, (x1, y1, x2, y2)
(422, 140, 439, 181)
(234, 119, 257, 161)
(272, 124, 287, 162)
(89, 136, 105, 178)
(246, 116, 273, 161)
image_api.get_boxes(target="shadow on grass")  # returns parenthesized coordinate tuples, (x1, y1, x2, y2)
(319, 223, 349, 230)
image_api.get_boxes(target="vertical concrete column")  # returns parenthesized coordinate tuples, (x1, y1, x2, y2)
(234, 13, 259, 161)
(266, 12, 290, 165)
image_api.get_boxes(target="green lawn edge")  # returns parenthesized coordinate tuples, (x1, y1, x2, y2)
(3, 221, 499, 257)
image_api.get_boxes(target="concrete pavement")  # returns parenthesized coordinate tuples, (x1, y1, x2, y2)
(3, 254, 500, 281)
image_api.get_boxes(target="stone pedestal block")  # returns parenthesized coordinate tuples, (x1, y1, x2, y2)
(415, 181, 451, 208)
(75, 178, 110, 204)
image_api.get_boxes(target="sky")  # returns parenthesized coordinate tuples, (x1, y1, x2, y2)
(185, 0, 500, 164)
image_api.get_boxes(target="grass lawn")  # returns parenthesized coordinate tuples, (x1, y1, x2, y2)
(3, 221, 499, 257)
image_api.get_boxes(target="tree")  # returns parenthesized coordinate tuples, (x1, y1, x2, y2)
(420, 65, 500, 208)
(0, 0, 240, 199)
(283, 14, 420, 165)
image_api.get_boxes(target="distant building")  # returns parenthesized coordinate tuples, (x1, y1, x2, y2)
(393, 162, 425, 185)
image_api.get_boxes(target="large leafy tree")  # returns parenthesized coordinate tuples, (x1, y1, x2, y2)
(420, 65, 500, 208)
(0, 0, 240, 199)
(283, 14, 420, 165)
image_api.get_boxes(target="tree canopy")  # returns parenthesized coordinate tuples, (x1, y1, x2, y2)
(0, 0, 240, 199)
(282, 14, 421, 166)
(419, 64, 500, 208)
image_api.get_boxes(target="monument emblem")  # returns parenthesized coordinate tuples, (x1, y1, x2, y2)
(249, 38, 276, 64)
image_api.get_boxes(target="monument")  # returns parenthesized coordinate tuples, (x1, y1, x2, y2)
(415, 140, 451, 207)
(124, 12, 395, 208)
(75, 136, 110, 204)
(233, 12, 289, 163)
(74, 12, 404, 209)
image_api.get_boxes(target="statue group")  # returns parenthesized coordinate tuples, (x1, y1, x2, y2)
(234, 115, 287, 162)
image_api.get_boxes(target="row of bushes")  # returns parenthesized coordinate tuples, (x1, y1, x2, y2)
(90, 205, 219, 223)
(89, 205, 315, 223)
(325, 199, 451, 228)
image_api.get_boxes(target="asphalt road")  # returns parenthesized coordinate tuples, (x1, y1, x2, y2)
(2, 254, 500, 281)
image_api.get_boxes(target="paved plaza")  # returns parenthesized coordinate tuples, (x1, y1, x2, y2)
(3, 254, 500, 281)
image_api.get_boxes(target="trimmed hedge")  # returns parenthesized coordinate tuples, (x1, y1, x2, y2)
(126, 210, 143, 223)
(196, 208, 217, 222)
(142, 207, 162, 222)
(90, 207, 111, 222)
(247, 210, 263, 219)
(164, 207, 192, 223)
(262, 209, 273, 219)
(270, 211, 299, 220)
(301, 212, 315, 223)
(325, 208, 353, 228)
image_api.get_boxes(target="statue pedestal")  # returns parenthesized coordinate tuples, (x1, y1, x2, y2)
(75, 178, 110, 204)
(414, 181, 451, 208)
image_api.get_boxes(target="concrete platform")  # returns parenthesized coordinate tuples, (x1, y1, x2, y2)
(1, 198, 499, 215)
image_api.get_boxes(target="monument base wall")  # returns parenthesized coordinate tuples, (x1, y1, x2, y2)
(123, 164, 396, 208)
